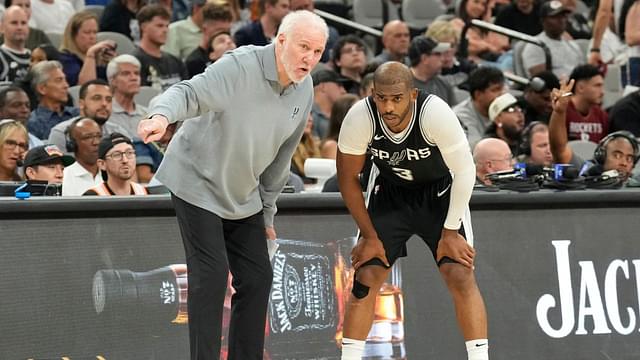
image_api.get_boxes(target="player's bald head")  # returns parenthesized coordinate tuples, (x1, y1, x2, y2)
(373, 62, 413, 91)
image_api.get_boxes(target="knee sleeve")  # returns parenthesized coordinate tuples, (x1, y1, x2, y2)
(352, 278, 370, 299)
(351, 258, 391, 299)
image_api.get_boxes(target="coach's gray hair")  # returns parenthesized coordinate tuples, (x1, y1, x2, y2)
(106, 54, 141, 82)
(30, 60, 64, 94)
(276, 10, 329, 39)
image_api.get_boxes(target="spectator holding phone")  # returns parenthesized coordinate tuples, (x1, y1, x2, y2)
(59, 11, 117, 86)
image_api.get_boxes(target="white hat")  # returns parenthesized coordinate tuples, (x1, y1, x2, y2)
(488, 93, 518, 122)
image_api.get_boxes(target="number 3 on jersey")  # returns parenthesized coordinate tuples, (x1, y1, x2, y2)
(391, 167, 414, 181)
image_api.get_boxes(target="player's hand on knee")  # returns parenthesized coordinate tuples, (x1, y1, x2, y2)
(351, 236, 389, 270)
(436, 229, 475, 269)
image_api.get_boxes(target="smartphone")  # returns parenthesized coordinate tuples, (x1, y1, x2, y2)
(103, 43, 118, 58)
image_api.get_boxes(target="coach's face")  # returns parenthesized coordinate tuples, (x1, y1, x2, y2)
(278, 25, 326, 84)
(373, 81, 417, 133)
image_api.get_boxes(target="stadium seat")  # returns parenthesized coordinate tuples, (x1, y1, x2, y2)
(574, 38, 590, 60)
(603, 64, 623, 108)
(402, 0, 447, 30)
(68, 85, 81, 107)
(134, 86, 161, 107)
(46, 32, 63, 49)
(512, 41, 528, 78)
(568, 140, 597, 160)
(84, 5, 105, 19)
(97, 32, 136, 55)
(352, 0, 401, 28)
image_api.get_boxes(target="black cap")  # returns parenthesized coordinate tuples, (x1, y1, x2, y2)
(540, 0, 570, 17)
(98, 132, 133, 160)
(23, 144, 75, 168)
(312, 69, 349, 87)
(408, 36, 451, 63)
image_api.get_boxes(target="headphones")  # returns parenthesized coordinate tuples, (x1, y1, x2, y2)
(593, 130, 640, 165)
(518, 121, 546, 157)
(64, 117, 83, 153)
(527, 77, 546, 92)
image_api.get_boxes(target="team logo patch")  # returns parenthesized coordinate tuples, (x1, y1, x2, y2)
(387, 150, 406, 166)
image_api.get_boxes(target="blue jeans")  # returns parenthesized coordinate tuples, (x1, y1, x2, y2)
(479, 50, 514, 72)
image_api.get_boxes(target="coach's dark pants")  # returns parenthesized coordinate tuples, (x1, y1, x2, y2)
(172, 194, 273, 360)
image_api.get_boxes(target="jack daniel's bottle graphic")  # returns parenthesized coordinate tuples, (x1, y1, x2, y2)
(91, 239, 343, 358)
(92, 264, 188, 324)
(93, 265, 234, 357)
(334, 237, 406, 360)
(90, 237, 404, 359)
(267, 239, 339, 357)
(364, 265, 406, 359)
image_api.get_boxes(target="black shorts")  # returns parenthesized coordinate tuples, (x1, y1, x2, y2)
(364, 173, 472, 267)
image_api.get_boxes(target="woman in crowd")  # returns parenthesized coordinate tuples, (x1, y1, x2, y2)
(13, 43, 62, 111)
(320, 94, 359, 160)
(451, 0, 512, 70)
(426, 20, 477, 86)
(59, 11, 117, 86)
(31, 43, 60, 65)
(0, 120, 29, 181)
(291, 114, 321, 183)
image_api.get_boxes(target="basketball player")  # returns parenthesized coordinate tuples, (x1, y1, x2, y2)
(336, 62, 489, 360)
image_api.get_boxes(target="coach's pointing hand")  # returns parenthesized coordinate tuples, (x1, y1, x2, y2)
(138, 114, 169, 143)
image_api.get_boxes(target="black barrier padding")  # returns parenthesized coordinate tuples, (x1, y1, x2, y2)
(1, 191, 640, 359)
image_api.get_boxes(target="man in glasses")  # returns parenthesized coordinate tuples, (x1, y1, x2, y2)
(83, 132, 147, 196)
(61, 118, 103, 195)
(473, 138, 514, 186)
(331, 35, 368, 95)
(484, 93, 526, 155)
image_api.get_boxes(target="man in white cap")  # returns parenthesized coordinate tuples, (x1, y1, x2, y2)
(484, 93, 525, 155)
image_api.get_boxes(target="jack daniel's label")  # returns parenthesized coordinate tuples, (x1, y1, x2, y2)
(269, 239, 336, 335)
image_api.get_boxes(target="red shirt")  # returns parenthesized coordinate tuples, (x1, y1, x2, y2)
(565, 101, 609, 143)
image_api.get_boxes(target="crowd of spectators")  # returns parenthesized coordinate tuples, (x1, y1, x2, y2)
(0, 0, 638, 196)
